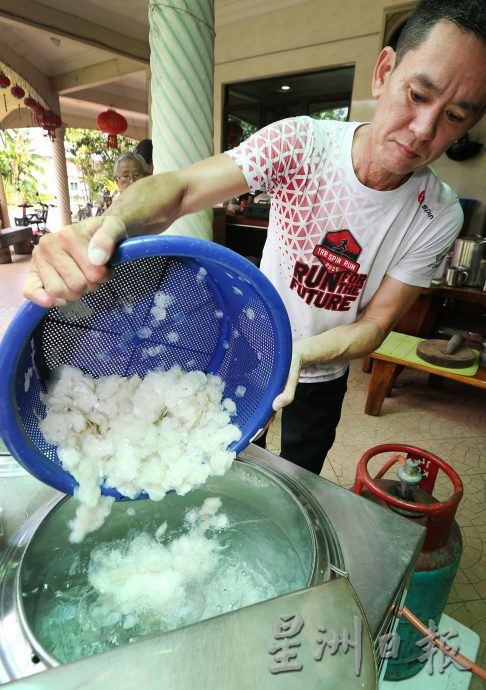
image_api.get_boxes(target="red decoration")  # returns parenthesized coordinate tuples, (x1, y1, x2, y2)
(10, 85, 25, 99)
(32, 101, 46, 115)
(24, 96, 37, 109)
(96, 108, 128, 148)
(0, 72, 10, 89)
(34, 109, 62, 141)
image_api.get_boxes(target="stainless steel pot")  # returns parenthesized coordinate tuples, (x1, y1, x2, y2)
(0, 458, 343, 679)
(0, 446, 425, 690)
(451, 235, 486, 286)
(0, 451, 62, 546)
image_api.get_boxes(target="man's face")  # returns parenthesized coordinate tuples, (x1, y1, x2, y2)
(370, 20, 486, 177)
(115, 159, 145, 192)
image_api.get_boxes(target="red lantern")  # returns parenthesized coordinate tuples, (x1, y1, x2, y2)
(34, 109, 62, 141)
(32, 101, 46, 115)
(11, 85, 25, 100)
(24, 96, 37, 109)
(96, 108, 128, 148)
(0, 72, 10, 89)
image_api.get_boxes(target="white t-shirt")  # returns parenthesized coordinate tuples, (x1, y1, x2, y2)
(226, 117, 462, 382)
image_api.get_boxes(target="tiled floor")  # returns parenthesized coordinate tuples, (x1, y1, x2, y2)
(0, 253, 31, 335)
(1, 251, 485, 687)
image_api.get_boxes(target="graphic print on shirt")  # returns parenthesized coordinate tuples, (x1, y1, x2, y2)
(418, 190, 434, 220)
(289, 230, 367, 312)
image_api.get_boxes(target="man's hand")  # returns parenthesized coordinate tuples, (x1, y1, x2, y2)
(272, 347, 304, 411)
(23, 216, 127, 307)
(271, 276, 421, 412)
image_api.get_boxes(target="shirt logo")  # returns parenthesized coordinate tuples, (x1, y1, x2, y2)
(289, 231, 367, 313)
(312, 230, 361, 274)
(418, 190, 434, 220)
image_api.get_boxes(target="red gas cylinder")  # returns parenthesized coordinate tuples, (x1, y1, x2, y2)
(352, 444, 463, 680)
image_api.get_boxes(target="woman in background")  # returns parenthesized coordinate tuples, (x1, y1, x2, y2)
(113, 152, 148, 199)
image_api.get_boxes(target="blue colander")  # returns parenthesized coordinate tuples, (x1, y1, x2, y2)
(0, 235, 292, 499)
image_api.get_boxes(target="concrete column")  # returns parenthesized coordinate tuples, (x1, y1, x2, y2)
(51, 127, 72, 228)
(148, 0, 215, 237)
(0, 174, 11, 228)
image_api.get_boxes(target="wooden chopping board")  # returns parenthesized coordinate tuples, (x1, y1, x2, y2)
(416, 339, 477, 368)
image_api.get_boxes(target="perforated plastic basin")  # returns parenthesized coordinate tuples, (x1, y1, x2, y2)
(0, 236, 292, 498)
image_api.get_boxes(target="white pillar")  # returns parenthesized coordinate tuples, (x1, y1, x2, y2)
(148, 0, 215, 237)
(51, 127, 72, 228)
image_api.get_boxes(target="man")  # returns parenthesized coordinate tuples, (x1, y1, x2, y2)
(23, 0, 486, 475)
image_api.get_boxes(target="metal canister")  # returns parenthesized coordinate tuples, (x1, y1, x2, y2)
(479, 259, 486, 291)
(479, 337, 486, 367)
(352, 444, 463, 680)
(451, 236, 486, 286)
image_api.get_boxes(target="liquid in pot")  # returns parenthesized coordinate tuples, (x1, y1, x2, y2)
(20, 463, 315, 664)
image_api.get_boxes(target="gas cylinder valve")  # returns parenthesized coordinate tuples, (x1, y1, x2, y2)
(397, 458, 422, 500)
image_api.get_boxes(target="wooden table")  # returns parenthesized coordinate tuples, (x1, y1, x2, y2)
(0, 226, 33, 263)
(365, 346, 486, 415)
(363, 285, 486, 415)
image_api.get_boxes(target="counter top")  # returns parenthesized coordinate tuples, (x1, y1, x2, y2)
(426, 284, 486, 303)
(225, 213, 268, 228)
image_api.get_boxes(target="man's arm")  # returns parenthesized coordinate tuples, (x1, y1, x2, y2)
(23, 154, 249, 307)
(104, 153, 250, 238)
(273, 275, 422, 410)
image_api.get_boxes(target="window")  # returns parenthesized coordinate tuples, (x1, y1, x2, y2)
(223, 66, 354, 149)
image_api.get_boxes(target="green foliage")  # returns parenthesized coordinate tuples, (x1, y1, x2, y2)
(64, 128, 135, 202)
(310, 106, 349, 121)
(0, 129, 48, 205)
(227, 106, 348, 148)
(228, 115, 257, 143)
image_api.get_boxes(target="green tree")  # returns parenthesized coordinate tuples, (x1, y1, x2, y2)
(227, 105, 348, 148)
(310, 106, 349, 121)
(228, 115, 257, 143)
(64, 128, 135, 203)
(0, 129, 47, 205)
